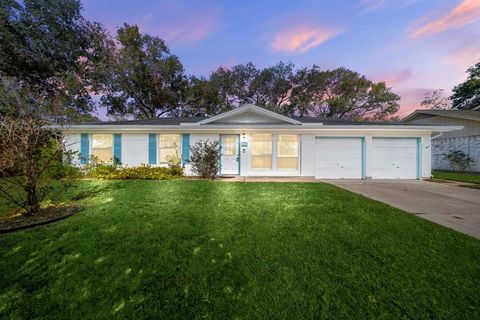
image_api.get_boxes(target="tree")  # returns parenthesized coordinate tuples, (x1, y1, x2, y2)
(290, 67, 400, 119)
(451, 61, 480, 110)
(180, 76, 228, 117)
(101, 24, 187, 119)
(0, 0, 113, 121)
(207, 62, 295, 114)
(421, 89, 451, 110)
(0, 116, 74, 215)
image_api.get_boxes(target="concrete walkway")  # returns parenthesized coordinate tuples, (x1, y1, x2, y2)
(327, 180, 480, 239)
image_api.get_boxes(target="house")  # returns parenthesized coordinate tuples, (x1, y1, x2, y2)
(403, 109, 480, 172)
(63, 105, 461, 179)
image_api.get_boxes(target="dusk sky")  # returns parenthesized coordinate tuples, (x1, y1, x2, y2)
(82, 0, 480, 118)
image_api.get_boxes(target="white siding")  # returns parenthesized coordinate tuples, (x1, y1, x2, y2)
(300, 134, 315, 176)
(64, 133, 81, 165)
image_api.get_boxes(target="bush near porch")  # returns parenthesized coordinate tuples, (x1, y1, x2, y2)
(0, 180, 479, 319)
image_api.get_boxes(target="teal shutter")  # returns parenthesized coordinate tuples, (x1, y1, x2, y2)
(80, 133, 89, 164)
(416, 138, 422, 179)
(148, 134, 157, 164)
(113, 134, 122, 164)
(181, 134, 190, 164)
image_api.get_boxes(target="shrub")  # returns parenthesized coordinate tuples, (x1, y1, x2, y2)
(189, 139, 220, 179)
(0, 117, 73, 216)
(84, 164, 183, 180)
(443, 150, 474, 172)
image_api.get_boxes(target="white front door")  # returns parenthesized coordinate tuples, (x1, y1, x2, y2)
(220, 135, 239, 175)
(372, 138, 418, 179)
(315, 138, 363, 179)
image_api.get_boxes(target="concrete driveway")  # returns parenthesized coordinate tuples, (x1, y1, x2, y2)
(326, 180, 480, 239)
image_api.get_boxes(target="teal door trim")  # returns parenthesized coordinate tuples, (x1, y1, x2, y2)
(416, 138, 422, 180)
(219, 134, 240, 175)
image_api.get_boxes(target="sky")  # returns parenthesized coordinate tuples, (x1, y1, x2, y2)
(81, 0, 480, 118)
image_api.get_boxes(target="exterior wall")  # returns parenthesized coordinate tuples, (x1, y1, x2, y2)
(432, 136, 480, 172)
(64, 133, 81, 165)
(407, 116, 479, 138)
(64, 130, 434, 178)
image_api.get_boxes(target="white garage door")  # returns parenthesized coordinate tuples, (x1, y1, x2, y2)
(372, 138, 418, 179)
(315, 138, 363, 179)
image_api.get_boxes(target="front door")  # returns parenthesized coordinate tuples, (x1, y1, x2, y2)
(220, 135, 239, 175)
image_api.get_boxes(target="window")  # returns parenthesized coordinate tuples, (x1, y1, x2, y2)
(277, 135, 298, 170)
(159, 134, 181, 163)
(222, 136, 237, 156)
(251, 134, 272, 169)
(92, 134, 113, 162)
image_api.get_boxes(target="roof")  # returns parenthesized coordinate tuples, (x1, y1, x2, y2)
(61, 105, 462, 133)
(402, 109, 480, 122)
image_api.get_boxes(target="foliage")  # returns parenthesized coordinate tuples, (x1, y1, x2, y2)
(421, 89, 452, 110)
(101, 24, 187, 119)
(451, 60, 480, 110)
(185, 63, 400, 120)
(0, 116, 75, 215)
(189, 140, 220, 179)
(166, 155, 184, 176)
(84, 163, 183, 180)
(1, 180, 479, 318)
(0, 0, 113, 121)
(443, 150, 474, 172)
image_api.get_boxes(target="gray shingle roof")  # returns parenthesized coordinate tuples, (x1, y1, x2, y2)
(403, 109, 480, 122)
(78, 116, 409, 126)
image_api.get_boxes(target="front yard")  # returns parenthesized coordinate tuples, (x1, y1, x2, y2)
(1, 180, 479, 319)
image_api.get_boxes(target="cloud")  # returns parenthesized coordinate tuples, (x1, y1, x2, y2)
(394, 88, 431, 117)
(360, 0, 420, 13)
(446, 37, 480, 68)
(372, 69, 412, 86)
(131, 2, 221, 46)
(410, 0, 480, 39)
(271, 24, 341, 53)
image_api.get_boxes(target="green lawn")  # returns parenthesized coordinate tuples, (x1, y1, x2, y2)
(1, 180, 479, 319)
(432, 171, 480, 185)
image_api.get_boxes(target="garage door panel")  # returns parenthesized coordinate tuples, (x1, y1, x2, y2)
(315, 138, 363, 179)
(372, 138, 418, 179)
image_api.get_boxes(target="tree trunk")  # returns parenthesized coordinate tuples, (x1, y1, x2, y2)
(24, 181, 40, 216)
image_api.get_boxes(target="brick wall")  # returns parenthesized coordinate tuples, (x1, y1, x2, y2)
(432, 135, 480, 172)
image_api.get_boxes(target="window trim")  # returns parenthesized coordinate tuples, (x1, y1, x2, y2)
(276, 134, 299, 171)
(91, 133, 113, 163)
(250, 133, 273, 170)
(158, 133, 181, 164)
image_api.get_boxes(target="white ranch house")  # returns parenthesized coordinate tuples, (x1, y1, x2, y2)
(63, 105, 461, 179)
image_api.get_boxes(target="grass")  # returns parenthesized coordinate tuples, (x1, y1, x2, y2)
(0, 180, 479, 319)
(432, 171, 480, 185)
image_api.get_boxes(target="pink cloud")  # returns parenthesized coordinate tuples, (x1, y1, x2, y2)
(410, 0, 480, 39)
(156, 9, 220, 45)
(271, 24, 341, 53)
(394, 88, 433, 118)
(371, 69, 412, 86)
(446, 39, 480, 68)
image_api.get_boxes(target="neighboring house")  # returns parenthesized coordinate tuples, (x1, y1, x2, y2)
(63, 105, 461, 179)
(403, 109, 480, 172)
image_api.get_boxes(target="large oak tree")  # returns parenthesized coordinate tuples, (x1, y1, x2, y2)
(101, 24, 187, 119)
(0, 0, 112, 121)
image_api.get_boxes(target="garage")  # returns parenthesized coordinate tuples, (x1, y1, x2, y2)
(315, 138, 364, 179)
(372, 138, 419, 179)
